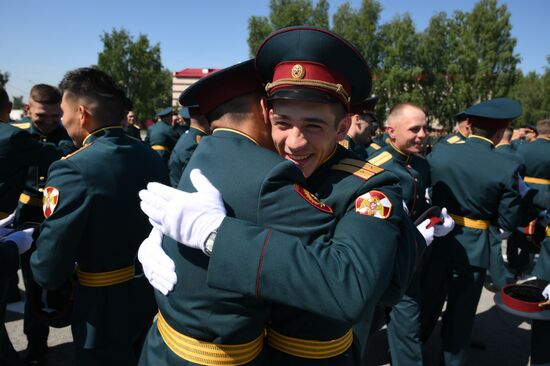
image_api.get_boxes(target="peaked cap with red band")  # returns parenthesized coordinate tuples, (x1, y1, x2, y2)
(255, 26, 372, 110)
(178, 59, 263, 119)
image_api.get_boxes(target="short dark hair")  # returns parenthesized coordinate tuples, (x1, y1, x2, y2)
(206, 91, 263, 124)
(29, 84, 61, 104)
(471, 124, 501, 138)
(0, 87, 9, 107)
(59, 67, 126, 125)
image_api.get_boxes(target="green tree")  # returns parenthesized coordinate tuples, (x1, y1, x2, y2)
(12, 96, 24, 109)
(97, 28, 171, 122)
(332, 0, 382, 72)
(376, 14, 423, 118)
(247, 0, 330, 56)
(0, 71, 9, 88)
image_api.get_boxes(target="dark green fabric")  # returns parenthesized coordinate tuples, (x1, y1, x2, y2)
(0, 243, 20, 366)
(168, 127, 207, 187)
(422, 135, 522, 365)
(144, 121, 179, 164)
(365, 132, 389, 157)
(367, 142, 430, 366)
(0, 122, 69, 214)
(123, 125, 142, 140)
(342, 135, 368, 161)
(31, 127, 168, 362)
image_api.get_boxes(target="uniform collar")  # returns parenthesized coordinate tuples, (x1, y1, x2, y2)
(82, 125, 124, 146)
(212, 127, 260, 145)
(456, 130, 467, 140)
(468, 134, 495, 147)
(388, 140, 410, 163)
(538, 136, 550, 142)
(495, 142, 511, 148)
(190, 125, 208, 135)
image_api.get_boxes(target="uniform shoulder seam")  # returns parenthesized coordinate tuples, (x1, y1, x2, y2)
(61, 143, 93, 160)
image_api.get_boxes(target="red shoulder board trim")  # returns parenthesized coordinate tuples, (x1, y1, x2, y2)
(43, 187, 59, 218)
(294, 184, 333, 214)
(355, 190, 392, 219)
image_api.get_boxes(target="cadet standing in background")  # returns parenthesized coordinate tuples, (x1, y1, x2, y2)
(422, 98, 523, 365)
(168, 106, 210, 187)
(13, 84, 75, 366)
(30, 68, 169, 366)
(367, 103, 454, 366)
(145, 107, 178, 164)
(339, 96, 378, 160)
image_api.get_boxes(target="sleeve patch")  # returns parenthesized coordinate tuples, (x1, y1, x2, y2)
(355, 190, 392, 219)
(43, 187, 59, 218)
(294, 184, 333, 214)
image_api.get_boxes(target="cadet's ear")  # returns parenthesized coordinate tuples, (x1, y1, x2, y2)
(24, 103, 30, 114)
(260, 97, 270, 126)
(78, 105, 92, 128)
(336, 115, 351, 141)
(386, 125, 396, 139)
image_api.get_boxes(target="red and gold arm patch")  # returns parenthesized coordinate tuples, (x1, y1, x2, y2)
(355, 190, 392, 219)
(294, 184, 333, 214)
(43, 187, 59, 218)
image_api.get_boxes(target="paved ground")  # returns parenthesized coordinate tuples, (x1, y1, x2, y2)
(5, 271, 534, 365)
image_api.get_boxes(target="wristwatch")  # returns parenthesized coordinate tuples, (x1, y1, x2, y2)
(204, 229, 218, 256)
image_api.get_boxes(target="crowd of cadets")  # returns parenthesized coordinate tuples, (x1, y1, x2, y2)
(0, 25, 549, 366)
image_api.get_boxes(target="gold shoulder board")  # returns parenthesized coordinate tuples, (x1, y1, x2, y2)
(332, 158, 384, 181)
(61, 143, 93, 160)
(12, 122, 31, 129)
(368, 151, 392, 167)
(339, 139, 350, 149)
(447, 136, 461, 144)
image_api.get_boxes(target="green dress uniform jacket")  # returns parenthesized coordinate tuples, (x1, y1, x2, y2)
(365, 132, 389, 157)
(168, 126, 207, 187)
(123, 124, 142, 140)
(422, 135, 522, 365)
(31, 126, 169, 365)
(339, 135, 368, 161)
(203, 146, 421, 365)
(0, 242, 21, 366)
(0, 122, 68, 218)
(145, 121, 179, 164)
(367, 142, 431, 366)
(517, 138, 550, 198)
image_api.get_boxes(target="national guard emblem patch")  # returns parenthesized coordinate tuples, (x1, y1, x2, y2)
(43, 187, 59, 218)
(355, 190, 392, 219)
(294, 184, 333, 214)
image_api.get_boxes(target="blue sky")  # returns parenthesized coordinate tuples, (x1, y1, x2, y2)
(2, 0, 549, 101)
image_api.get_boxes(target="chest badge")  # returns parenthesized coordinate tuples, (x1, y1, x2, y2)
(355, 190, 392, 219)
(43, 187, 59, 218)
(294, 184, 333, 214)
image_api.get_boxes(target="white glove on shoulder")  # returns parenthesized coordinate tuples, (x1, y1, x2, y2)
(2, 228, 34, 254)
(139, 169, 226, 253)
(138, 228, 177, 295)
(433, 207, 455, 237)
(0, 212, 15, 237)
(543, 284, 550, 300)
(417, 218, 435, 247)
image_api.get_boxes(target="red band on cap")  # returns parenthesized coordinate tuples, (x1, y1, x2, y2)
(267, 61, 351, 106)
(501, 284, 546, 313)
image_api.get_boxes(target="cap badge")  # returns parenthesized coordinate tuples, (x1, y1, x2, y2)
(291, 64, 306, 80)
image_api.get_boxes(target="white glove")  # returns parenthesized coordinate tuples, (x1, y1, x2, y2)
(2, 228, 34, 254)
(497, 228, 512, 240)
(417, 218, 435, 247)
(0, 212, 15, 237)
(139, 169, 226, 253)
(433, 207, 455, 237)
(518, 175, 530, 198)
(138, 228, 177, 295)
(543, 284, 550, 300)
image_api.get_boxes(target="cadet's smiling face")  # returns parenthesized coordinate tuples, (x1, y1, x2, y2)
(269, 99, 349, 178)
(27, 99, 62, 135)
(387, 106, 427, 155)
